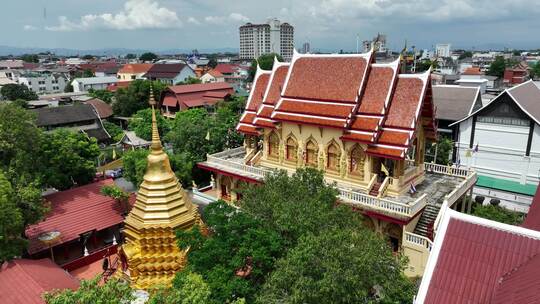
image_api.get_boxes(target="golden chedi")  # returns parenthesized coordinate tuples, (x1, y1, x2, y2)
(118, 88, 201, 289)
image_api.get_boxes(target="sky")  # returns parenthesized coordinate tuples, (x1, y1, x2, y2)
(1, 0, 540, 52)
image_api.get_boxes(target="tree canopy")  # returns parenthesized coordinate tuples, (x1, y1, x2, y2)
(458, 51, 473, 60)
(112, 80, 167, 117)
(472, 204, 524, 225)
(176, 201, 284, 303)
(39, 129, 100, 190)
(44, 276, 134, 304)
(487, 56, 507, 78)
(0, 83, 38, 101)
(248, 53, 283, 81)
(88, 89, 114, 104)
(128, 108, 171, 141)
(21, 54, 39, 63)
(175, 76, 202, 85)
(139, 52, 158, 62)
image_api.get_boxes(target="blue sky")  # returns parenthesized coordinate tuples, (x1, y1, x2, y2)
(2, 0, 540, 52)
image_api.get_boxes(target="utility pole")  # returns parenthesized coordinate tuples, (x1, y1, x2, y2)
(356, 34, 359, 53)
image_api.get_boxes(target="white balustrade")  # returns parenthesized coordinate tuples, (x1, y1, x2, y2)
(404, 231, 433, 250)
(424, 162, 472, 178)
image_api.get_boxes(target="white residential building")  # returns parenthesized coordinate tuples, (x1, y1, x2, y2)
(435, 43, 451, 58)
(239, 18, 294, 61)
(71, 76, 118, 92)
(451, 80, 540, 211)
(18, 74, 67, 94)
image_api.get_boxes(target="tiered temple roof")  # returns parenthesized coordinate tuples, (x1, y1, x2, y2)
(237, 49, 437, 160)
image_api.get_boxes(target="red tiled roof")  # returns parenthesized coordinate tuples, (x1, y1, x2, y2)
(162, 83, 234, 109)
(523, 185, 540, 231)
(237, 70, 271, 135)
(106, 81, 130, 92)
(214, 64, 238, 75)
(234, 52, 435, 159)
(491, 254, 540, 304)
(84, 98, 113, 119)
(357, 66, 396, 114)
(118, 63, 153, 74)
(169, 82, 232, 94)
(0, 258, 79, 304)
(419, 210, 540, 304)
(384, 77, 425, 129)
(25, 179, 125, 255)
(283, 56, 369, 102)
(207, 69, 224, 78)
(462, 67, 483, 75)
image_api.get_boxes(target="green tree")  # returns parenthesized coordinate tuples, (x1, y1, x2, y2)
(487, 56, 507, 78)
(426, 136, 453, 165)
(101, 185, 130, 214)
(530, 61, 540, 80)
(416, 59, 438, 72)
(239, 168, 361, 247)
(44, 276, 134, 304)
(175, 76, 202, 85)
(472, 204, 524, 225)
(149, 272, 211, 304)
(0, 83, 38, 101)
(82, 54, 94, 60)
(128, 108, 171, 141)
(112, 80, 167, 117)
(0, 171, 26, 262)
(64, 82, 74, 93)
(12, 99, 29, 108)
(40, 129, 100, 190)
(208, 58, 218, 69)
(21, 54, 39, 63)
(140, 52, 158, 62)
(125, 53, 137, 60)
(175, 201, 284, 303)
(256, 228, 415, 304)
(122, 148, 149, 187)
(248, 53, 283, 81)
(88, 89, 114, 104)
(459, 51, 473, 60)
(103, 121, 124, 142)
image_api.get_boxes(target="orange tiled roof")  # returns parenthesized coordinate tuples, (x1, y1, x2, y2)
(236, 50, 435, 159)
(118, 63, 153, 74)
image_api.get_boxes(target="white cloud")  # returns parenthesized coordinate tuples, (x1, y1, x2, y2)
(46, 0, 181, 31)
(187, 17, 201, 25)
(204, 13, 250, 25)
(23, 25, 38, 31)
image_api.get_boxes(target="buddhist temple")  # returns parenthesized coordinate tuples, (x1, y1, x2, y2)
(118, 88, 202, 289)
(198, 49, 478, 277)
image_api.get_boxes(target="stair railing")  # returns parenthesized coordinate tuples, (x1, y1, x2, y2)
(367, 173, 378, 194)
(377, 176, 390, 198)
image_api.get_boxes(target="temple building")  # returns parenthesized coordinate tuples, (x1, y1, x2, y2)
(117, 89, 202, 289)
(198, 50, 477, 277)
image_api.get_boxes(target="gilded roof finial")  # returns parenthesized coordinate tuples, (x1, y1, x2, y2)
(148, 86, 162, 152)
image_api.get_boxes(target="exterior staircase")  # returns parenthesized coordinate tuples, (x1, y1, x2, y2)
(413, 202, 443, 238)
(369, 182, 382, 196)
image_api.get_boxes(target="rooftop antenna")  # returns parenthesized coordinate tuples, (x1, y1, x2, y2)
(356, 33, 360, 53)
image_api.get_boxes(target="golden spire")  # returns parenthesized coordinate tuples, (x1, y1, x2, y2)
(119, 85, 202, 289)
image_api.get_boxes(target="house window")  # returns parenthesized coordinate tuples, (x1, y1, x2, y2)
(327, 143, 340, 171)
(350, 145, 365, 175)
(286, 137, 297, 161)
(268, 132, 279, 158)
(306, 140, 318, 167)
(131, 75, 136, 80)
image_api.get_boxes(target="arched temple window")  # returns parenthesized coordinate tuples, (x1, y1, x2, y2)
(327, 143, 341, 171)
(306, 140, 318, 167)
(268, 132, 279, 158)
(286, 137, 298, 161)
(350, 145, 365, 176)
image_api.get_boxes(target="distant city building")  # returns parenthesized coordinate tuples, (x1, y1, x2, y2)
(71, 76, 118, 92)
(161, 82, 234, 118)
(362, 33, 387, 53)
(117, 63, 153, 81)
(421, 49, 434, 60)
(435, 43, 451, 58)
(302, 42, 311, 54)
(239, 18, 294, 61)
(503, 61, 531, 86)
(18, 73, 67, 94)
